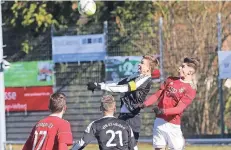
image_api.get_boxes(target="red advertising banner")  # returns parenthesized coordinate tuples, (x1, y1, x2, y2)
(5, 86, 53, 112)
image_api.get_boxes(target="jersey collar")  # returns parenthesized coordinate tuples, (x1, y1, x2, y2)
(102, 115, 116, 118)
(180, 78, 192, 84)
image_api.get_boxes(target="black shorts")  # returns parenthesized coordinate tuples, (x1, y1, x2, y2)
(118, 113, 141, 141)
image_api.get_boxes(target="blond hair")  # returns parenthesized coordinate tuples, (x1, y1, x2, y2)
(143, 55, 159, 72)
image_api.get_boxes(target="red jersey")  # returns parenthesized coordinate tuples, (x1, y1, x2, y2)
(144, 77, 196, 125)
(22, 116, 73, 150)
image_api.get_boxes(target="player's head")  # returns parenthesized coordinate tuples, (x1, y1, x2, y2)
(100, 95, 116, 114)
(49, 92, 67, 114)
(138, 55, 159, 75)
(178, 57, 200, 79)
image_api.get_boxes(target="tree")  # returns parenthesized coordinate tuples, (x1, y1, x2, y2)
(3, 1, 231, 137)
(152, 1, 231, 136)
(2, 1, 107, 58)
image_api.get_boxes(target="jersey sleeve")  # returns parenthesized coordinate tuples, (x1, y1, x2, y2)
(72, 121, 96, 150)
(58, 121, 73, 146)
(100, 75, 150, 93)
(163, 86, 196, 115)
(22, 126, 36, 150)
(144, 77, 170, 107)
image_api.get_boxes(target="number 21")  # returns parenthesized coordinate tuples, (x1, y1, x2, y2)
(106, 130, 123, 147)
(32, 130, 47, 150)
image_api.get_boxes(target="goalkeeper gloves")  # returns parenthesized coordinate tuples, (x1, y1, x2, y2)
(136, 104, 164, 115)
(87, 82, 101, 92)
(152, 105, 164, 115)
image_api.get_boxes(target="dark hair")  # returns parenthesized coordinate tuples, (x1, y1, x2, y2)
(184, 57, 200, 71)
(143, 55, 159, 72)
(48, 92, 66, 113)
(100, 95, 115, 111)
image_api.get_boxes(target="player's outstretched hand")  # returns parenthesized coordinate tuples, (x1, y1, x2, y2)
(87, 82, 101, 92)
(152, 105, 163, 115)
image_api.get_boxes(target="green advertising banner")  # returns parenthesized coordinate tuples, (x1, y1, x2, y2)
(105, 56, 142, 82)
(4, 61, 54, 87)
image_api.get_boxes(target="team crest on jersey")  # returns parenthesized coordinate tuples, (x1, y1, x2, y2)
(167, 86, 177, 93)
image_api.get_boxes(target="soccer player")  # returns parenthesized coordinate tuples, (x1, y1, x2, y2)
(72, 95, 138, 150)
(22, 92, 73, 150)
(138, 57, 200, 150)
(87, 55, 159, 142)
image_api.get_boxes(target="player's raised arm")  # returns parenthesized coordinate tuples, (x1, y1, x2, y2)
(72, 121, 96, 150)
(101, 75, 151, 93)
(153, 86, 196, 116)
(87, 75, 151, 93)
(138, 77, 171, 108)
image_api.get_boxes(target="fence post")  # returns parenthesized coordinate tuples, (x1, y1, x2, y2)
(217, 13, 224, 138)
(103, 21, 108, 57)
(0, 2, 6, 150)
(159, 17, 164, 83)
(103, 21, 108, 83)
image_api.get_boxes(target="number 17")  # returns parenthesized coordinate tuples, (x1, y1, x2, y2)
(32, 130, 47, 150)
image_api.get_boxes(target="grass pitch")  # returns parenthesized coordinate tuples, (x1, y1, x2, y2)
(8, 143, 231, 150)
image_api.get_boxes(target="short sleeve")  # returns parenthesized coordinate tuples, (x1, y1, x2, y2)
(58, 121, 73, 145)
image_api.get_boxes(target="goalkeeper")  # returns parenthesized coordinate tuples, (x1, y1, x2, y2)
(87, 55, 159, 142)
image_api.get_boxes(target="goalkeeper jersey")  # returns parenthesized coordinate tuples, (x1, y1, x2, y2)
(100, 74, 152, 115)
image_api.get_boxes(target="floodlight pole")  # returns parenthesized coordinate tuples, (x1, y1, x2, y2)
(0, 1, 6, 149)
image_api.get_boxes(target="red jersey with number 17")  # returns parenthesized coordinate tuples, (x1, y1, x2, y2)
(22, 116, 73, 150)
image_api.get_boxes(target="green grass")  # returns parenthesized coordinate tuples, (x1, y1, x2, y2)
(10, 143, 231, 150)
(81, 143, 231, 150)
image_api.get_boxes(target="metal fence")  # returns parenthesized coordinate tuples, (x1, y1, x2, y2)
(2, 13, 231, 148)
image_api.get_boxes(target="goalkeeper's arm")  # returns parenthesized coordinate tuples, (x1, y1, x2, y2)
(99, 75, 150, 93)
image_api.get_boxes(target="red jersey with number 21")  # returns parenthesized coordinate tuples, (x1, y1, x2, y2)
(22, 116, 73, 150)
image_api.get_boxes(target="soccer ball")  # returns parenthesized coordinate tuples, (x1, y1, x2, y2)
(78, 0, 96, 16)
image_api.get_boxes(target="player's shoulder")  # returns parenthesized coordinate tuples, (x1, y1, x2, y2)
(55, 117, 70, 125)
(180, 80, 197, 92)
(168, 76, 197, 91)
(39, 116, 70, 126)
(115, 118, 130, 128)
(186, 82, 197, 91)
(134, 74, 152, 82)
(95, 116, 129, 127)
(167, 76, 180, 81)
(104, 117, 130, 127)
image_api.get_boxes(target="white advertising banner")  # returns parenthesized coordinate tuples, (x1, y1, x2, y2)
(218, 51, 231, 79)
(52, 34, 106, 62)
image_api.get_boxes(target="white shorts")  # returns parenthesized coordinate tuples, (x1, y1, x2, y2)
(152, 118, 185, 150)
